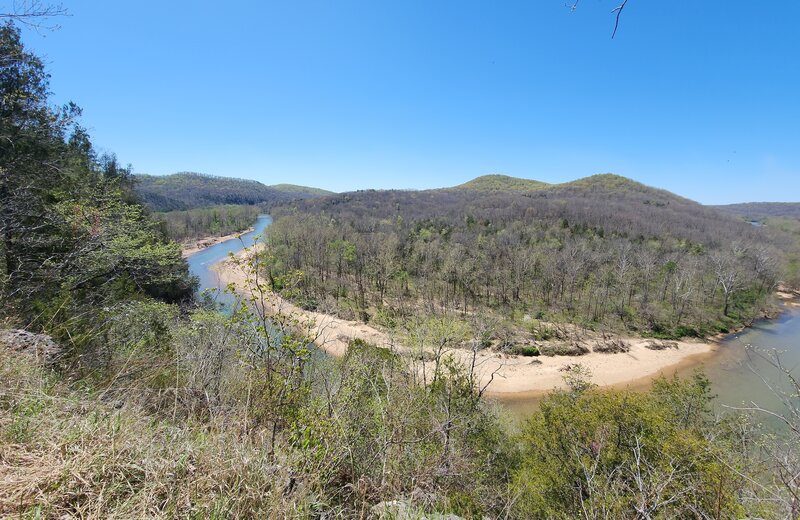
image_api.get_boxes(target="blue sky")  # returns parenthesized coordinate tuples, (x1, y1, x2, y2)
(17, 1, 800, 203)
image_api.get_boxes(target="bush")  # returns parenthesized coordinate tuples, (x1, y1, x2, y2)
(512, 345, 540, 357)
(539, 342, 590, 356)
(371, 306, 399, 329)
(511, 374, 762, 519)
(675, 325, 700, 338)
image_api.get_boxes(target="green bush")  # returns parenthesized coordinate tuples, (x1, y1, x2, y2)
(512, 374, 762, 519)
(513, 345, 540, 357)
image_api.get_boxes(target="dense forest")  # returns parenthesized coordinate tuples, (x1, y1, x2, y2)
(714, 202, 800, 220)
(2, 20, 800, 519)
(265, 175, 793, 341)
(153, 204, 260, 242)
(135, 172, 332, 211)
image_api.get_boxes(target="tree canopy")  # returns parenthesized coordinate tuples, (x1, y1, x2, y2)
(0, 22, 194, 353)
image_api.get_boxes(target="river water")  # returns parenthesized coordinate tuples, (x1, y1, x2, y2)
(185, 214, 800, 418)
(701, 305, 800, 412)
(185, 214, 272, 309)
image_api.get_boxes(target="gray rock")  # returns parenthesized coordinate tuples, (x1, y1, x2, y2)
(370, 500, 464, 519)
(0, 329, 62, 364)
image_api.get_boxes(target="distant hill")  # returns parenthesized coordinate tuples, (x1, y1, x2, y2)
(453, 174, 550, 192)
(134, 172, 332, 211)
(281, 173, 760, 250)
(268, 172, 792, 339)
(713, 202, 800, 220)
(558, 173, 682, 198)
(452, 173, 686, 200)
(270, 184, 334, 196)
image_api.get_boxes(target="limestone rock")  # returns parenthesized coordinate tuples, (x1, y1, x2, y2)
(0, 329, 62, 364)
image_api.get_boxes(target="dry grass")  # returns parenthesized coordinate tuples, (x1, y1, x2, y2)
(0, 350, 328, 519)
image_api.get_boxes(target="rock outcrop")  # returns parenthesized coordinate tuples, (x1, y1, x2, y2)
(0, 329, 62, 364)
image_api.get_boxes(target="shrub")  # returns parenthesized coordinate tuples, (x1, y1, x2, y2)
(512, 345, 540, 357)
(512, 374, 761, 519)
(539, 342, 590, 356)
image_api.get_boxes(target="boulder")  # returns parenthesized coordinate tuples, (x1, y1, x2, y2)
(0, 329, 62, 364)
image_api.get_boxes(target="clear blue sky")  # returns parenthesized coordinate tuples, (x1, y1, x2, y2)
(17, 1, 800, 203)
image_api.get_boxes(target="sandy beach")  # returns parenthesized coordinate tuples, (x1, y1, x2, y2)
(211, 247, 725, 397)
(180, 227, 255, 258)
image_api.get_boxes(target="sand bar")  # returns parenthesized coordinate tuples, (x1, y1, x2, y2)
(211, 247, 724, 397)
(181, 227, 255, 258)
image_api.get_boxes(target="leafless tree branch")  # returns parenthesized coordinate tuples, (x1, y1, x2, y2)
(611, 0, 629, 39)
(567, 0, 630, 38)
(0, 1, 68, 31)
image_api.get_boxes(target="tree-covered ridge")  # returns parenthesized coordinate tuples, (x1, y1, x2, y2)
(713, 202, 800, 219)
(266, 175, 788, 338)
(134, 172, 332, 211)
(452, 173, 550, 192)
(270, 183, 334, 196)
(450, 173, 677, 198)
(557, 173, 689, 199)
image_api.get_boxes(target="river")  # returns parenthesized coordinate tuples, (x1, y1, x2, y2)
(186, 214, 800, 418)
(701, 305, 800, 412)
(185, 214, 273, 309)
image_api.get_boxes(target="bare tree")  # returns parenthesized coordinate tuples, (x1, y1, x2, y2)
(1, 1, 67, 30)
(712, 244, 746, 317)
(568, 0, 631, 38)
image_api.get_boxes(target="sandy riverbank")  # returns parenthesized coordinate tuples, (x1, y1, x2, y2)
(212, 247, 722, 396)
(181, 227, 255, 258)
(776, 285, 800, 307)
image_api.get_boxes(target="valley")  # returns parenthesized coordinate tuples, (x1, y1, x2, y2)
(4, 7, 800, 516)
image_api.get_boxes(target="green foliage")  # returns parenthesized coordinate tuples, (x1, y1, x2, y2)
(294, 339, 514, 515)
(0, 22, 195, 358)
(454, 173, 549, 192)
(154, 204, 259, 241)
(512, 345, 540, 356)
(1, 300, 785, 519)
(526, 320, 555, 340)
(0, 348, 329, 518)
(512, 373, 758, 519)
(0, 19, 793, 520)
(372, 306, 401, 329)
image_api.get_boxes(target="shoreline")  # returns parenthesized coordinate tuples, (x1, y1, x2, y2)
(776, 285, 800, 308)
(180, 227, 255, 258)
(491, 345, 721, 406)
(210, 247, 733, 397)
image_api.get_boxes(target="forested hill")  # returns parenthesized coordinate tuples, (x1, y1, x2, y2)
(452, 173, 550, 192)
(134, 172, 333, 211)
(453, 173, 694, 202)
(267, 173, 793, 337)
(287, 173, 757, 248)
(270, 183, 334, 196)
(713, 202, 800, 220)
